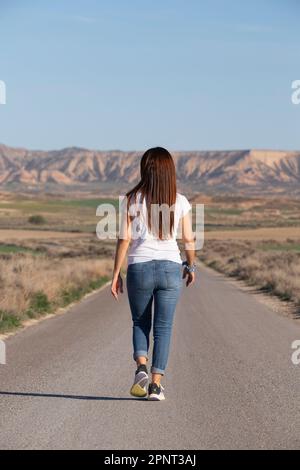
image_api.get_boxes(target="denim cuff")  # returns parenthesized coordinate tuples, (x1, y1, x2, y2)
(133, 350, 149, 361)
(151, 366, 165, 375)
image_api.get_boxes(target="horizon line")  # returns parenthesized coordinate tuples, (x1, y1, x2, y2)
(1, 143, 299, 154)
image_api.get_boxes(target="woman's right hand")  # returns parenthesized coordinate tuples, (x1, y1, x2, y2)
(182, 268, 195, 287)
(111, 273, 123, 300)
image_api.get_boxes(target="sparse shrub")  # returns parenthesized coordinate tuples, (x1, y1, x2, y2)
(28, 214, 46, 225)
(28, 291, 51, 315)
(0, 311, 21, 331)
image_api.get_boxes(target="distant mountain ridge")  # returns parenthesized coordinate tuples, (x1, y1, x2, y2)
(0, 143, 300, 194)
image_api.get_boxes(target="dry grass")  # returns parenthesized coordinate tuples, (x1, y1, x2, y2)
(204, 227, 300, 241)
(0, 232, 116, 258)
(0, 254, 112, 315)
(0, 229, 92, 240)
(202, 196, 300, 231)
(0, 236, 114, 333)
(199, 239, 300, 308)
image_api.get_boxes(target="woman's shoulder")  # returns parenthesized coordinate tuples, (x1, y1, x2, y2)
(128, 191, 143, 204)
(176, 192, 190, 202)
(176, 193, 191, 215)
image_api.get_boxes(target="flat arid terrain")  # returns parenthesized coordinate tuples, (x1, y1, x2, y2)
(0, 194, 116, 334)
(0, 190, 299, 333)
(205, 227, 300, 240)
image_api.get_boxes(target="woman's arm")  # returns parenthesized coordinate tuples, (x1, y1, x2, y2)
(111, 211, 132, 300)
(181, 212, 196, 287)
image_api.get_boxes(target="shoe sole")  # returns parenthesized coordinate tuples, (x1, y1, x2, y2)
(147, 393, 165, 401)
(130, 372, 148, 398)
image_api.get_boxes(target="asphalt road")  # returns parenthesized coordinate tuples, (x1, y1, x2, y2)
(0, 264, 299, 450)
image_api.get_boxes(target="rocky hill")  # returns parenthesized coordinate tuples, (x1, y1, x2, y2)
(0, 144, 299, 194)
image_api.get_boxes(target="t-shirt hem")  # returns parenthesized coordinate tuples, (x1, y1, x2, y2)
(128, 256, 182, 265)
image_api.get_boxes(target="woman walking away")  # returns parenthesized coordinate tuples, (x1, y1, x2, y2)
(111, 147, 195, 401)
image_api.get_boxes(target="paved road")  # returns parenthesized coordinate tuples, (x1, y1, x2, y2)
(0, 264, 299, 450)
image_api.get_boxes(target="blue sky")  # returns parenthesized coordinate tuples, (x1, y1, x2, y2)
(0, 0, 299, 151)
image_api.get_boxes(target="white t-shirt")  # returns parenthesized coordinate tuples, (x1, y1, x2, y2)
(126, 192, 191, 265)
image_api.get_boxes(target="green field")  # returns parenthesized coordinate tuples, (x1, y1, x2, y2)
(0, 197, 119, 212)
(258, 242, 300, 252)
(0, 244, 38, 254)
(0, 196, 120, 233)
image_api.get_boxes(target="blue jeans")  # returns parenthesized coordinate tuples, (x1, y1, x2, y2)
(126, 260, 182, 375)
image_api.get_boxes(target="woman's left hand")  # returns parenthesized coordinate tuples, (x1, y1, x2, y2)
(182, 268, 195, 287)
(111, 273, 123, 300)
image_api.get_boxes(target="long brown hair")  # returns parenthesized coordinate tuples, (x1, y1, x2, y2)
(126, 147, 177, 239)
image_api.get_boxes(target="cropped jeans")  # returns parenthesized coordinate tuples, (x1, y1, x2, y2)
(126, 260, 182, 375)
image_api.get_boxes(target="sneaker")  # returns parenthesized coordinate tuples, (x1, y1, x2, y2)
(130, 364, 149, 397)
(147, 382, 165, 401)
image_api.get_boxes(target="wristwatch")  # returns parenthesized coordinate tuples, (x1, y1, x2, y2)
(182, 261, 196, 273)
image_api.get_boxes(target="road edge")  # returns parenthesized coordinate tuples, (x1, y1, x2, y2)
(198, 260, 299, 321)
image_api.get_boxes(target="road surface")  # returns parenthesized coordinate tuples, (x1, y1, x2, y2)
(0, 264, 299, 449)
